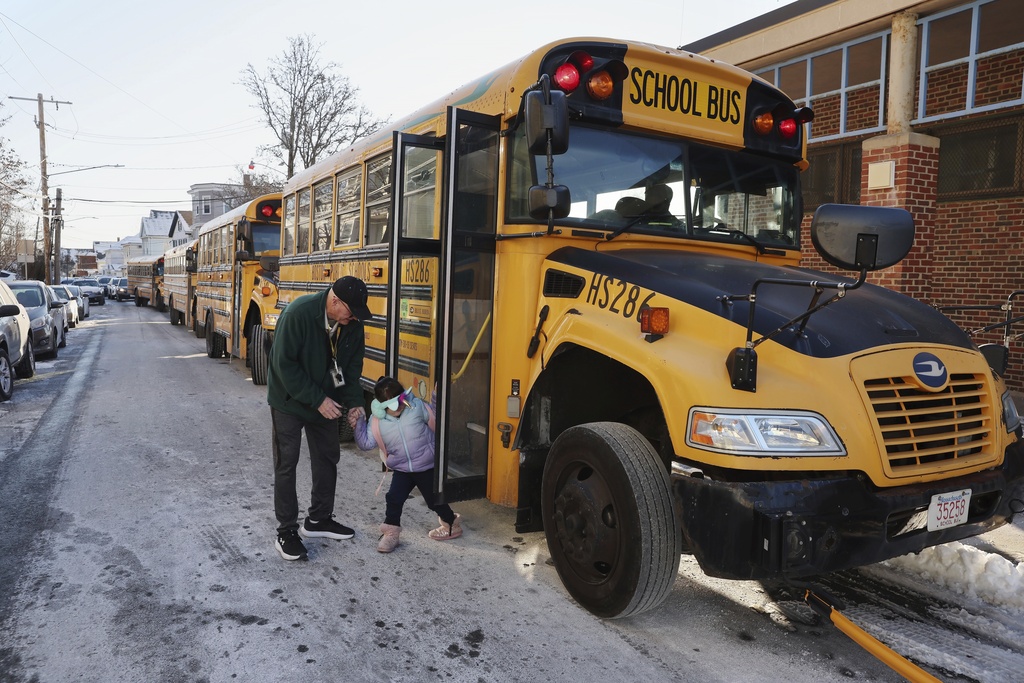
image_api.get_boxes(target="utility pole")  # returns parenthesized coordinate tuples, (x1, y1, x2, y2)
(9, 93, 73, 283)
(53, 188, 64, 280)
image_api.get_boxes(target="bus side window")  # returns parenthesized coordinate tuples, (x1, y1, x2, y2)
(282, 195, 296, 256)
(297, 189, 311, 254)
(335, 167, 361, 248)
(313, 179, 333, 252)
(365, 154, 392, 244)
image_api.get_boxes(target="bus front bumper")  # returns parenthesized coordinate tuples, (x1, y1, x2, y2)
(672, 441, 1024, 581)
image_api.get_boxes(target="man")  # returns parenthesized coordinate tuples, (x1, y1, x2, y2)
(267, 275, 372, 561)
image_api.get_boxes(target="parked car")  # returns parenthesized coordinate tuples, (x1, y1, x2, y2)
(49, 285, 79, 328)
(0, 279, 34, 401)
(114, 277, 132, 302)
(71, 278, 106, 305)
(97, 275, 117, 298)
(65, 284, 89, 318)
(8, 280, 67, 359)
(0, 269, 18, 282)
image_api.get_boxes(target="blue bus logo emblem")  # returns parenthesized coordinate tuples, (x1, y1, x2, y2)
(913, 352, 948, 389)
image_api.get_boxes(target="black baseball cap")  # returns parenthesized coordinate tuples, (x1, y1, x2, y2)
(331, 276, 372, 321)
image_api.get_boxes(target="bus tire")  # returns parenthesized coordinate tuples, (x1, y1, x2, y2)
(205, 313, 225, 358)
(250, 323, 269, 385)
(134, 293, 143, 307)
(541, 422, 681, 619)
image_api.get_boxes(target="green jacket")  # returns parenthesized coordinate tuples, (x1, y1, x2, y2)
(267, 288, 365, 422)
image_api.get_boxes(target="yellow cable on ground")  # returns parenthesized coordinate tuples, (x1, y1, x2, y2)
(804, 589, 942, 683)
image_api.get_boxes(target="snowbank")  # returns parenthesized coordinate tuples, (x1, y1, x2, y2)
(882, 541, 1024, 611)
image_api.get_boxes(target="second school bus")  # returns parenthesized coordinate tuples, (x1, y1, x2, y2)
(273, 37, 1024, 618)
(163, 239, 197, 329)
(194, 194, 282, 384)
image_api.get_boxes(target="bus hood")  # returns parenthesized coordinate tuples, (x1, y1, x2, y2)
(547, 247, 973, 359)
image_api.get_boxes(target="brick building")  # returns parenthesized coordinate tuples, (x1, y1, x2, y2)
(685, 0, 1024, 389)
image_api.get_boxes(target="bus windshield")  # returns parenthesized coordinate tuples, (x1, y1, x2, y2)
(251, 222, 281, 255)
(508, 124, 802, 248)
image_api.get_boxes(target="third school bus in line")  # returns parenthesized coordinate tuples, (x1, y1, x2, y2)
(125, 254, 164, 310)
(263, 37, 1024, 618)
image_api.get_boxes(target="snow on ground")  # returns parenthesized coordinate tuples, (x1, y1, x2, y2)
(850, 540, 1024, 682)
(882, 541, 1024, 611)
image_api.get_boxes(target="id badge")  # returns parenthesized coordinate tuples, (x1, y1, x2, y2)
(329, 367, 345, 388)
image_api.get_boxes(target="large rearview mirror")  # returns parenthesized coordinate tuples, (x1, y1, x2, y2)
(810, 204, 914, 271)
(524, 88, 568, 155)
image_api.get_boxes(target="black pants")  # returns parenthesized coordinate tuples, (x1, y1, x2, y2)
(385, 469, 455, 527)
(272, 408, 341, 533)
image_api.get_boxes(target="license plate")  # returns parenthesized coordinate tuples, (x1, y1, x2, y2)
(927, 488, 972, 532)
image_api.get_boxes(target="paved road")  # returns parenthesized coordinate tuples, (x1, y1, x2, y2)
(2, 301, 1016, 682)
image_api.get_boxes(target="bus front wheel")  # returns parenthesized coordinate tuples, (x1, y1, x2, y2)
(541, 422, 681, 619)
(249, 323, 269, 385)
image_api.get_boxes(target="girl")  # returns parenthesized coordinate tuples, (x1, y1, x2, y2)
(349, 377, 462, 552)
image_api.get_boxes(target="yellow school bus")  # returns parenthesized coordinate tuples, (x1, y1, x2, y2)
(278, 37, 1024, 618)
(194, 194, 282, 384)
(126, 254, 164, 310)
(163, 239, 198, 329)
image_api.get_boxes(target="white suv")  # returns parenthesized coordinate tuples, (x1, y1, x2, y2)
(0, 279, 34, 401)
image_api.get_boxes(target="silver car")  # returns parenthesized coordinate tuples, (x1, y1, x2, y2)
(49, 285, 80, 328)
(71, 278, 106, 305)
(8, 280, 67, 359)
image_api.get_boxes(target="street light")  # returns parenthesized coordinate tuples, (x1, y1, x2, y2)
(48, 163, 125, 177)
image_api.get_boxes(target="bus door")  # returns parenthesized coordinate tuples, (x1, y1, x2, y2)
(388, 109, 500, 502)
(232, 222, 246, 355)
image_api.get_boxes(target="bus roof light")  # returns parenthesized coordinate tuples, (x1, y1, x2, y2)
(586, 71, 616, 100)
(752, 111, 774, 135)
(570, 50, 594, 72)
(778, 118, 797, 139)
(554, 63, 581, 92)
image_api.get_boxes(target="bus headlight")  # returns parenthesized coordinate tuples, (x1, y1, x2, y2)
(686, 407, 846, 456)
(1002, 390, 1021, 433)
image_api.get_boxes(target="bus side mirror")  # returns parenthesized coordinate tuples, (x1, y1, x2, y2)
(528, 185, 571, 219)
(259, 255, 280, 272)
(524, 88, 568, 155)
(979, 343, 1009, 376)
(810, 204, 914, 271)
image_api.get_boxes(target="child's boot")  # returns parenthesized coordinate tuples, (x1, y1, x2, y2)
(428, 513, 462, 540)
(377, 523, 401, 553)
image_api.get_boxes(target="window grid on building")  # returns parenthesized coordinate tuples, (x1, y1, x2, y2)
(756, 0, 1024, 142)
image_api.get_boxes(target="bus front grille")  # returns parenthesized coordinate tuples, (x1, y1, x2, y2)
(864, 373, 995, 476)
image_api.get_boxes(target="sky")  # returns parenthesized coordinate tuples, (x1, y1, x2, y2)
(0, 0, 796, 250)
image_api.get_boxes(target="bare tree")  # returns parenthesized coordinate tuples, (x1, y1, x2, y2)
(0, 107, 29, 272)
(240, 35, 387, 179)
(203, 165, 284, 214)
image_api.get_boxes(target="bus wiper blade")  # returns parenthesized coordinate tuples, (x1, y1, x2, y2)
(604, 215, 646, 242)
(708, 228, 770, 254)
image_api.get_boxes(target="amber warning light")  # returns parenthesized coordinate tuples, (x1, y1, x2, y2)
(640, 307, 669, 336)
